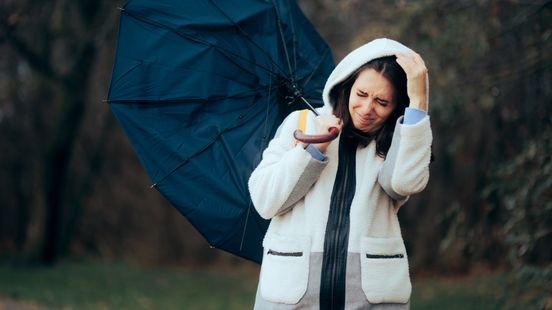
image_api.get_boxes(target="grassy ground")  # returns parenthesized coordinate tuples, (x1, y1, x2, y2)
(0, 261, 257, 309)
(0, 261, 546, 309)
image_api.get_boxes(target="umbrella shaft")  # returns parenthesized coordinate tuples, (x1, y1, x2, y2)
(300, 97, 320, 117)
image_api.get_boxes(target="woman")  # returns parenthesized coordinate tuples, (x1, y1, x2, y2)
(248, 38, 432, 309)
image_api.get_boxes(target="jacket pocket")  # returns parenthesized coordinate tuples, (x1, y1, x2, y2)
(360, 236, 412, 304)
(259, 234, 311, 304)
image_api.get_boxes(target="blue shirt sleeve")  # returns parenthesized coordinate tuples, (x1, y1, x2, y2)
(403, 107, 427, 125)
(305, 144, 327, 161)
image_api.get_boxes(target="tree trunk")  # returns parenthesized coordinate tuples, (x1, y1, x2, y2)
(40, 43, 96, 264)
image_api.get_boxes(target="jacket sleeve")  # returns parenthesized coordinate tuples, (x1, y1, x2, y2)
(248, 111, 328, 219)
(378, 115, 433, 201)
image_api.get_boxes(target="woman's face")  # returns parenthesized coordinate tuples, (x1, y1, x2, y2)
(348, 68, 396, 134)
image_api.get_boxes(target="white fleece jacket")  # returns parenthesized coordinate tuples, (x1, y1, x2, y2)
(249, 108, 432, 248)
(248, 38, 433, 308)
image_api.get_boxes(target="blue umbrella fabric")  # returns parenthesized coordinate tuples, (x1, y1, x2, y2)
(107, 0, 334, 263)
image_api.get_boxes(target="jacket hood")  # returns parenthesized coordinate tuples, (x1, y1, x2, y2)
(322, 38, 413, 109)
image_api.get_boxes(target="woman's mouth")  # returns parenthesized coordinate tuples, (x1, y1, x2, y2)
(356, 113, 375, 125)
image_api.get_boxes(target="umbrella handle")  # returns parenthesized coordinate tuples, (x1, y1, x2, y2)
(293, 127, 339, 144)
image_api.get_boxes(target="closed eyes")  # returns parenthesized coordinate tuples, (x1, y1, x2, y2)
(356, 90, 390, 107)
(376, 98, 389, 106)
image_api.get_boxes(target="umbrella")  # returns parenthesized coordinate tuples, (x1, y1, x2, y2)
(107, 0, 334, 263)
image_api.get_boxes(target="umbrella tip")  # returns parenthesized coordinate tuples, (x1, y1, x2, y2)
(117, 7, 125, 11)
(150, 183, 157, 189)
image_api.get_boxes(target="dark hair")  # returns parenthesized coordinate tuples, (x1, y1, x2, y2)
(329, 56, 408, 157)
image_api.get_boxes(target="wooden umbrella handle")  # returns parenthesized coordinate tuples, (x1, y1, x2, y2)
(293, 127, 339, 144)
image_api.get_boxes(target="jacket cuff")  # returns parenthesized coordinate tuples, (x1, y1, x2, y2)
(304, 144, 327, 162)
(403, 107, 426, 125)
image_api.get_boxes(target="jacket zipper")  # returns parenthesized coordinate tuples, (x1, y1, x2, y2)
(330, 163, 349, 306)
(320, 135, 357, 310)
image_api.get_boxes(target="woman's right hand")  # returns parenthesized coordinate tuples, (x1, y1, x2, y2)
(313, 114, 342, 153)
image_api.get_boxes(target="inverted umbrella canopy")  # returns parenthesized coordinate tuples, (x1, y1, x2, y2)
(107, 0, 334, 263)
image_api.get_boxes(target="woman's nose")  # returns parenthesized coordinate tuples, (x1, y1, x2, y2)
(359, 99, 374, 115)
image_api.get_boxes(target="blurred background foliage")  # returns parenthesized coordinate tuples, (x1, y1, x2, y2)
(0, 0, 550, 308)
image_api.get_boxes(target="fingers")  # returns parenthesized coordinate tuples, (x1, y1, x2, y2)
(395, 50, 423, 63)
(395, 51, 427, 78)
(315, 114, 342, 134)
(394, 53, 413, 75)
(329, 115, 343, 131)
(394, 51, 429, 111)
(310, 115, 342, 152)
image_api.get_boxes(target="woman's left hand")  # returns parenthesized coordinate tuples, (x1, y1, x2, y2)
(395, 51, 429, 112)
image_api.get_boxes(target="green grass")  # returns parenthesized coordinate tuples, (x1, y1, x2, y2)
(411, 274, 507, 310)
(0, 261, 258, 309)
(0, 261, 545, 309)
(412, 272, 550, 309)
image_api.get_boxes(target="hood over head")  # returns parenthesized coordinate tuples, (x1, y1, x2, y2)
(322, 38, 414, 109)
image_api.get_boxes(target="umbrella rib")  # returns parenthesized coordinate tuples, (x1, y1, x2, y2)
(219, 134, 248, 200)
(286, 0, 298, 74)
(151, 101, 262, 187)
(113, 55, 265, 91)
(261, 69, 274, 146)
(109, 61, 143, 94)
(122, 9, 283, 80)
(107, 81, 286, 105)
(301, 48, 331, 90)
(236, 74, 274, 253)
(272, 0, 294, 78)
(124, 10, 267, 78)
(206, 0, 290, 79)
(240, 202, 253, 251)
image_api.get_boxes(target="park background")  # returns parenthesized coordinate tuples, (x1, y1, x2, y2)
(0, 0, 550, 309)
